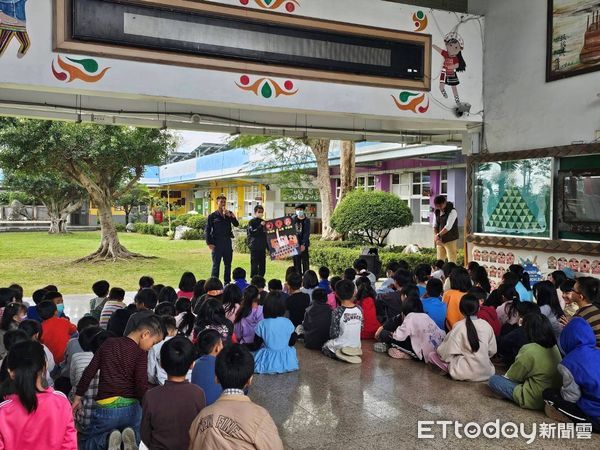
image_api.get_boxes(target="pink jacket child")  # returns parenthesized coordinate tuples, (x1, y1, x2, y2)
(0, 341, 77, 450)
(326, 292, 338, 310)
(0, 387, 77, 450)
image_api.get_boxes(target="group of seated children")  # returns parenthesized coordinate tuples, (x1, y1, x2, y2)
(1, 258, 600, 450)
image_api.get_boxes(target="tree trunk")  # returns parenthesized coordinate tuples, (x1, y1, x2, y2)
(339, 141, 356, 201)
(76, 198, 144, 262)
(307, 139, 340, 240)
(48, 215, 66, 234)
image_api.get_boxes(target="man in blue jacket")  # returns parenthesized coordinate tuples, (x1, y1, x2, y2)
(205, 195, 239, 284)
(292, 203, 310, 275)
(0, 0, 30, 58)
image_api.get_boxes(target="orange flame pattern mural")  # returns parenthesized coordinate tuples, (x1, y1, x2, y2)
(51, 55, 110, 83)
(392, 91, 429, 114)
(239, 0, 299, 13)
(236, 75, 298, 99)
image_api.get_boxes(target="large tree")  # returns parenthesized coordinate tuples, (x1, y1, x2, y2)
(0, 119, 176, 261)
(1, 170, 86, 234)
(229, 136, 356, 240)
(114, 182, 150, 224)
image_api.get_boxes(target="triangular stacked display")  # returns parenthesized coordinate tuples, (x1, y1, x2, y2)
(486, 187, 542, 230)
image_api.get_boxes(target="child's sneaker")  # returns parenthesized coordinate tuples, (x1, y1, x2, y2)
(107, 430, 122, 450)
(388, 347, 412, 359)
(122, 427, 138, 450)
(340, 347, 362, 356)
(373, 342, 388, 353)
(335, 349, 362, 364)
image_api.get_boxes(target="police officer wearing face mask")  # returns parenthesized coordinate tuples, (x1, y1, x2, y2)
(247, 205, 268, 278)
(292, 203, 311, 275)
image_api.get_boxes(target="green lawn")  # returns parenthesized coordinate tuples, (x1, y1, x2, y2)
(0, 232, 290, 295)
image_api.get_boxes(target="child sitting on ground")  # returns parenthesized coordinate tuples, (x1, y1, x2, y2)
(375, 269, 412, 323)
(233, 267, 250, 292)
(496, 283, 522, 335)
(18, 319, 55, 386)
(0, 341, 77, 450)
(375, 290, 445, 361)
(56, 315, 99, 395)
(442, 268, 473, 330)
(421, 278, 447, 331)
(560, 277, 600, 347)
(300, 270, 319, 301)
(323, 280, 363, 364)
(355, 276, 380, 340)
(414, 263, 431, 297)
(496, 302, 541, 367)
(222, 284, 242, 323)
(469, 287, 501, 337)
(191, 329, 224, 406)
(488, 313, 562, 410)
(234, 285, 264, 345)
(122, 288, 158, 337)
(326, 276, 342, 310)
(377, 261, 401, 294)
(142, 337, 206, 450)
(285, 273, 310, 328)
(39, 300, 77, 366)
(543, 318, 600, 431)
(318, 266, 332, 293)
(0, 302, 27, 359)
(431, 260, 445, 281)
(73, 316, 164, 450)
(177, 271, 197, 300)
(354, 258, 377, 289)
(429, 294, 497, 381)
(302, 288, 332, 351)
(89, 280, 110, 321)
(25, 288, 47, 322)
(192, 298, 235, 344)
(251, 276, 268, 304)
(188, 344, 284, 450)
(148, 316, 180, 386)
(69, 326, 111, 445)
(559, 279, 579, 318)
(250, 292, 299, 374)
(100, 287, 126, 330)
(175, 297, 195, 337)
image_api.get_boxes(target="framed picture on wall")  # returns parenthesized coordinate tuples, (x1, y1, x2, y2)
(547, 0, 600, 82)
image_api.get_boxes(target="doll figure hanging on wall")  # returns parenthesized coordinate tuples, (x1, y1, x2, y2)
(432, 31, 466, 105)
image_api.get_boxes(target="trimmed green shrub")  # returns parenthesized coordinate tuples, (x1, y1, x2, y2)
(114, 223, 126, 232)
(234, 235, 250, 254)
(181, 229, 203, 240)
(237, 218, 250, 230)
(330, 190, 413, 246)
(132, 223, 169, 237)
(186, 215, 207, 231)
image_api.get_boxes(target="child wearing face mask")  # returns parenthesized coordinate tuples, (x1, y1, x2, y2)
(247, 205, 268, 279)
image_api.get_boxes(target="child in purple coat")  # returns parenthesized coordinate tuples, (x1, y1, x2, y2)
(233, 286, 264, 344)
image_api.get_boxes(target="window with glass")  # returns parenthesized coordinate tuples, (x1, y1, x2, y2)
(391, 171, 430, 223)
(355, 176, 376, 191)
(225, 187, 238, 213)
(440, 169, 448, 195)
(473, 158, 552, 238)
(243, 185, 261, 217)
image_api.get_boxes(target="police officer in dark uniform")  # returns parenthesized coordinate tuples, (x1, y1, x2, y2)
(247, 204, 268, 278)
(205, 194, 239, 284)
(292, 203, 311, 275)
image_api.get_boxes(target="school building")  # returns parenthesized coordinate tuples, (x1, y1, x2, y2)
(140, 142, 466, 248)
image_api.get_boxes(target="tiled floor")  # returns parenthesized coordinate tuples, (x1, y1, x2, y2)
(250, 345, 600, 450)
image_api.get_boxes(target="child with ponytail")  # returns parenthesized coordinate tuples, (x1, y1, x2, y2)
(0, 341, 77, 449)
(428, 294, 497, 381)
(233, 285, 264, 344)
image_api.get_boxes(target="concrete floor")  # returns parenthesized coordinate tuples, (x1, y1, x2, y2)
(250, 344, 600, 450)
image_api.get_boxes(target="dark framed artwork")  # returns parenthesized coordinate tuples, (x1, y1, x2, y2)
(547, 0, 600, 82)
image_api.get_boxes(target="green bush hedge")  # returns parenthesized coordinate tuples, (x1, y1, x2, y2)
(311, 245, 464, 277)
(186, 215, 207, 231)
(132, 223, 170, 237)
(181, 229, 204, 240)
(114, 223, 127, 232)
